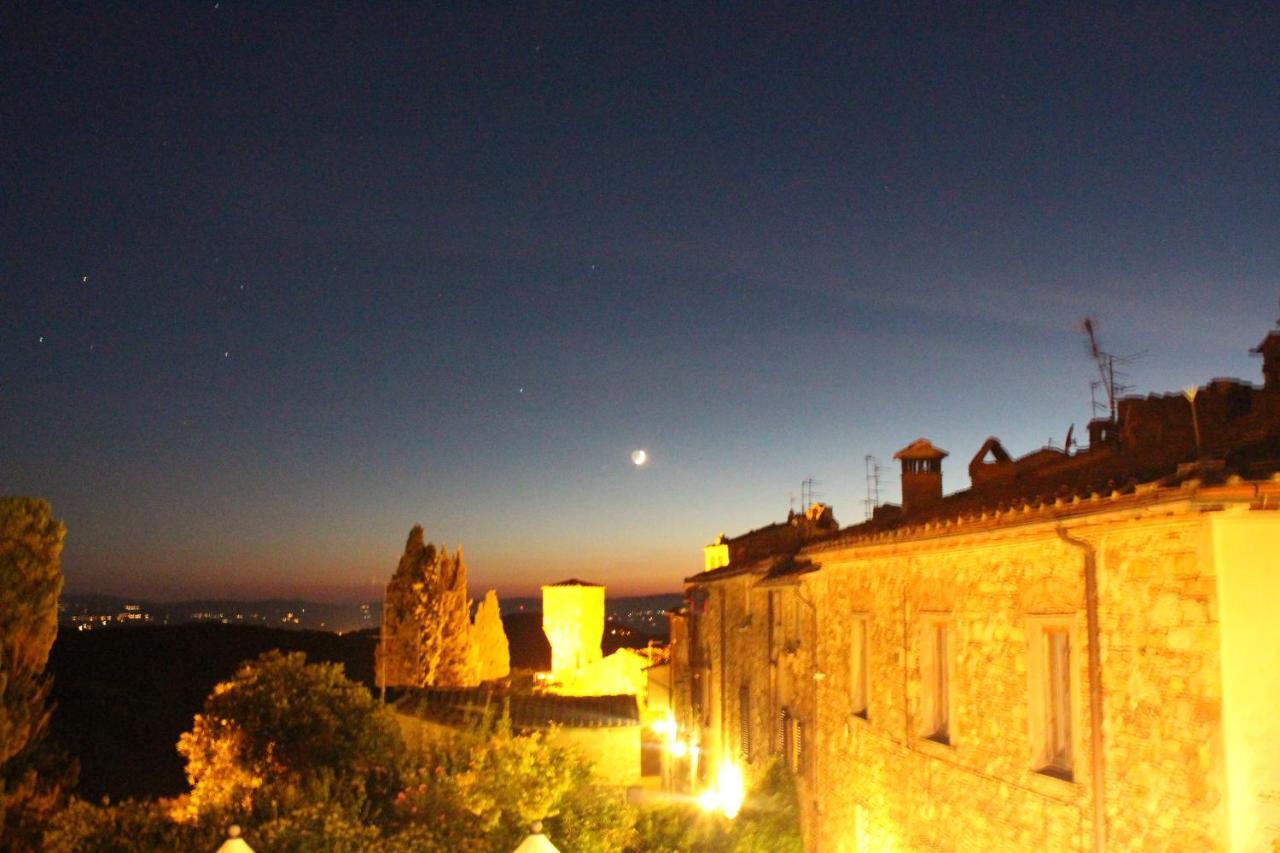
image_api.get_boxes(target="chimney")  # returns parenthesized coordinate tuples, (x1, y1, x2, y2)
(1251, 329, 1280, 392)
(894, 438, 948, 515)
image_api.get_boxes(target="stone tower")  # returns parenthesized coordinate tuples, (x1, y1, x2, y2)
(541, 579, 605, 676)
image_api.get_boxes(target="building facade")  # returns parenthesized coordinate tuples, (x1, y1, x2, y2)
(673, 331, 1280, 851)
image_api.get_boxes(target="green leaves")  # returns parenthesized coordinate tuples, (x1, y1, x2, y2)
(0, 497, 66, 841)
(0, 498, 64, 767)
(393, 719, 636, 852)
(176, 651, 404, 822)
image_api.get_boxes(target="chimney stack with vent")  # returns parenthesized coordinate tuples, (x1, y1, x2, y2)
(894, 439, 948, 516)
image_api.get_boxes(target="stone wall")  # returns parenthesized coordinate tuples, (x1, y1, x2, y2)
(685, 570, 818, 805)
(804, 505, 1232, 851)
(679, 494, 1280, 851)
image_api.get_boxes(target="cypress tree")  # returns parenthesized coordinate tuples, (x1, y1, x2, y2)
(471, 589, 511, 682)
(433, 547, 476, 687)
(378, 526, 434, 688)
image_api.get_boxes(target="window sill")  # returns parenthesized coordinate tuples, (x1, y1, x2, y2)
(1036, 765, 1073, 783)
(1023, 766, 1080, 802)
(913, 734, 955, 760)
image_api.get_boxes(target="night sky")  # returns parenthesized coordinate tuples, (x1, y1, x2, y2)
(5, 3, 1278, 601)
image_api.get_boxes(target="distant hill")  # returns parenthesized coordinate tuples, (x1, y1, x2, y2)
(48, 624, 378, 801)
(58, 591, 683, 636)
(48, 612, 669, 802)
(59, 594, 378, 633)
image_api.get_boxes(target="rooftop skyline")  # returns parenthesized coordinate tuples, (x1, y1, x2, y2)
(5, 3, 1278, 600)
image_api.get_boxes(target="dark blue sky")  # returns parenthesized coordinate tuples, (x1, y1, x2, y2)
(4, 3, 1278, 600)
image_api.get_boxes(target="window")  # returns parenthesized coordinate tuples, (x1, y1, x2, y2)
(1028, 618, 1075, 780)
(850, 613, 869, 719)
(739, 685, 752, 761)
(778, 707, 802, 773)
(919, 616, 951, 745)
(693, 643, 711, 720)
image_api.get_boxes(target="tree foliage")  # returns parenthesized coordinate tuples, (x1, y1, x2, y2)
(43, 797, 220, 853)
(175, 650, 403, 821)
(630, 803, 732, 853)
(393, 716, 635, 852)
(723, 759, 804, 853)
(0, 497, 68, 840)
(0, 497, 64, 768)
(425, 546, 474, 686)
(381, 528, 481, 688)
(2, 738, 78, 850)
(379, 527, 433, 687)
(49, 653, 638, 851)
(628, 760, 803, 853)
(470, 589, 510, 682)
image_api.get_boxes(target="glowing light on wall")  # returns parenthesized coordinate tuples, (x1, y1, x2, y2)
(697, 760, 745, 820)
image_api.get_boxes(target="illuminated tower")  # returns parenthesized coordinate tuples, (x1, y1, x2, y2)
(542, 579, 605, 676)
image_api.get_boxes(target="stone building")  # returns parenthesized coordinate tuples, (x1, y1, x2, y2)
(671, 330, 1280, 851)
(542, 578, 606, 677)
(392, 578, 659, 790)
(540, 579, 655, 703)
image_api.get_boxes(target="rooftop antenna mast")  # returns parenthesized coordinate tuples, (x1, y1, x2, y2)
(800, 475, 822, 511)
(1081, 317, 1134, 421)
(864, 455, 881, 520)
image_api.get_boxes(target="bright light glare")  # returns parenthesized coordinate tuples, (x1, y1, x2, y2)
(697, 761, 745, 819)
(670, 740, 688, 758)
(716, 761, 745, 819)
(631, 449, 648, 466)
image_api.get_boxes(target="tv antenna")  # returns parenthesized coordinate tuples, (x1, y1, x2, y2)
(800, 476, 822, 511)
(864, 455, 882, 520)
(1081, 317, 1136, 421)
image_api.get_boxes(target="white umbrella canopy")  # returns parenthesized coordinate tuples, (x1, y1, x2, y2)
(511, 821, 562, 853)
